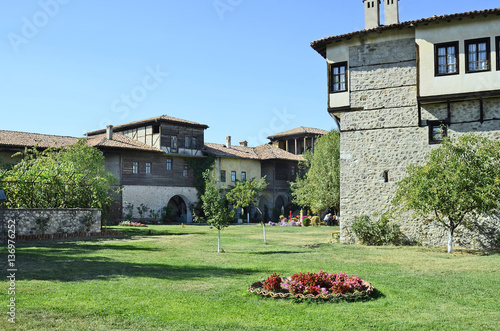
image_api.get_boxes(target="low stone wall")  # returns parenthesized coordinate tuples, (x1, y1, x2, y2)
(401, 213, 500, 249)
(0, 208, 101, 236)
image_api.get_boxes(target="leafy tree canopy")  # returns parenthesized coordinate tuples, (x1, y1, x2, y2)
(290, 130, 340, 214)
(1, 140, 118, 211)
(393, 134, 500, 253)
(198, 169, 235, 231)
(226, 177, 267, 211)
(198, 169, 235, 252)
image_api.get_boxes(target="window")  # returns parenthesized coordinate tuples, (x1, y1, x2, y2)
(329, 62, 347, 93)
(132, 162, 139, 174)
(183, 165, 188, 177)
(291, 166, 295, 176)
(428, 121, 447, 144)
(465, 38, 490, 73)
(496, 36, 500, 71)
(171, 136, 178, 150)
(220, 170, 226, 182)
(191, 137, 197, 149)
(185, 136, 190, 148)
(145, 162, 152, 174)
(231, 171, 236, 182)
(166, 159, 172, 171)
(383, 170, 389, 183)
(435, 42, 459, 76)
(241, 171, 246, 181)
(152, 125, 160, 134)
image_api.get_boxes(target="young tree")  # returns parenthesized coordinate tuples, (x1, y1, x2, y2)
(226, 177, 268, 243)
(199, 169, 234, 252)
(393, 134, 500, 253)
(290, 130, 340, 215)
(226, 177, 267, 221)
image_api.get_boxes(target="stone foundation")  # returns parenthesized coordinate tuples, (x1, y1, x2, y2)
(0, 208, 101, 236)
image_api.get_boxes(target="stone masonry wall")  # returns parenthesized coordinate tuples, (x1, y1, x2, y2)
(0, 209, 101, 236)
(339, 37, 500, 247)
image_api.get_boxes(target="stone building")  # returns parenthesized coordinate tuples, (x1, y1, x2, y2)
(204, 136, 304, 221)
(86, 115, 209, 223)
(311, 2, 500, 246)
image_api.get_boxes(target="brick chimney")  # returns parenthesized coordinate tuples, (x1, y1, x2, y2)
(363, 0, 381, 29)
(226, 136, 231, 149)
(239, 140, 248, 147)
(106, 125, 113, 140)
(384, 0, 400, 25)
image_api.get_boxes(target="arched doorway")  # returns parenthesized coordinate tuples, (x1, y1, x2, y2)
(167, 195, 187, 223)
(275, 195, 286, 214)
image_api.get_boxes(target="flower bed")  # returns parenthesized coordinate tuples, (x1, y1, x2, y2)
(248, 271, 374, 301)
(268, 220, 301, 227)
(118, 221, 147, 227)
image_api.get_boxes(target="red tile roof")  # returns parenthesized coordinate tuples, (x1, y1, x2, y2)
(267, 127, 329, 139)
(0, 130, 164, 153)
(254, 144, 305, 161)
(311, 7, 500, 58)
(86, 115, 209, 136)
(0, 130, 79, 149)
(204, 142, 305, 162)
(204, 143, 260, 160)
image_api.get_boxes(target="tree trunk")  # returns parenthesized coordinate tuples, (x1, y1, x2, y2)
(218, 228, 221, 253)
(448, 232, 453, 254)
(263, 223, 267, 244)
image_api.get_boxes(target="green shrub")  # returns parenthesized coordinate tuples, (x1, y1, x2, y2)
(352, 214, 403, 246)
(302, 217, 311, 227)
(311, 216, 320, 227)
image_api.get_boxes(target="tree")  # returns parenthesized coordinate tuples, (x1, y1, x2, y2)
(226, 177, 267, 221)
(290, 130, 340, 215)
(198, 169, 235, 252)
(226, 177, 268, 243)
(393, 134, 500, 253)
(1, 140, 118, 215)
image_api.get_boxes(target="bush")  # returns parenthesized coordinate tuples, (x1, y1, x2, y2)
(352, 214, 403, 246)
(302, 217, 311, 227)
(311, 216, 320, 227)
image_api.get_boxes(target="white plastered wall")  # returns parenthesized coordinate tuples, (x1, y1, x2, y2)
(417, 16, 500, 97)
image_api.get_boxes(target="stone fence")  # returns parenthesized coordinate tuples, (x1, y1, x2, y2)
(0, 208, 101, 237)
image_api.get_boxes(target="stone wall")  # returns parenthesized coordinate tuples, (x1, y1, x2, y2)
(0, 208, 101, 236)
(121, 185, 198, 222)
(339, 36, 500, 248)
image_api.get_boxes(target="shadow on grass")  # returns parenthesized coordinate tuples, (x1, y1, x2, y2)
(247, 250, 302, 255)
(103, 226, 207, 238)
(16, 250, 255, 282)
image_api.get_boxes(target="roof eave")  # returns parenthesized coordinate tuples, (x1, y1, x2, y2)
(311, 8, 500, 58)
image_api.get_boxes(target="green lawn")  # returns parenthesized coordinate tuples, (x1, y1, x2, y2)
(1, 225, 499, 330)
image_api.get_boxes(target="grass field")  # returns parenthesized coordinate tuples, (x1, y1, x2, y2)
(1, 224, 499, 330)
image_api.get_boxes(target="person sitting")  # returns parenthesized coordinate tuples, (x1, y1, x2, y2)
(323, 213, 332, 226)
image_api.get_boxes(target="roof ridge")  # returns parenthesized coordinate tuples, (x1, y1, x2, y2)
(311, 7, 500, 57)
(0, 129, 80, 139)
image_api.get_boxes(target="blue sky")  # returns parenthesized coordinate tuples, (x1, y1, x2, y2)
(0, 0, 496, 146)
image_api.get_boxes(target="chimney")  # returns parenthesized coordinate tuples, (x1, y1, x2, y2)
(239, 140, 248, 147)
(226, 136, 231, 149)
(363, 0, 380, 30)
(106, 125, 113, 140)
(384, 0, 400, 25)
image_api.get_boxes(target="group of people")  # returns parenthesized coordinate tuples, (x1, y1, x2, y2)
(323, 213, 338, 226)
